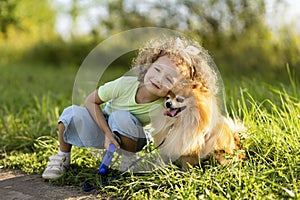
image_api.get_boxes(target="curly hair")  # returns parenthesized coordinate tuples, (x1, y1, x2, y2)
(131, 37, 219, 95)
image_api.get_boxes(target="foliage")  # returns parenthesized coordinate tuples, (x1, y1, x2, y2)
(0, 1, 300, 198)
(24, 37, 100, 66)
(92, 0, 300, 73)
(0, 0, 56, 38)
(98, 0, 156, 35)
(0, 63, 299, 199)
(0, 0, 57, 63)
(1, 0, 299, 73)
(0, 63, 76, 153)
(0, 62, 128, 153)
(0, 0, 18, 37)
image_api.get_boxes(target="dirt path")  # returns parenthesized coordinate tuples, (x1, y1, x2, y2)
(0, 169, 98, 200)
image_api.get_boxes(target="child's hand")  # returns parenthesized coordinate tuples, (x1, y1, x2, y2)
(104, 133, 120, 150)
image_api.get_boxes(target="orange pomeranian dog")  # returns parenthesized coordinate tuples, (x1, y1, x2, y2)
(151, 81, 246, 169)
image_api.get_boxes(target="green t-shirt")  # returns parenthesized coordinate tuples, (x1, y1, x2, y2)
(98, 76, 164, 126)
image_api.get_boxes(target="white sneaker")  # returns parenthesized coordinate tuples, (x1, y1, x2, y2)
(42, 154, 70, 179)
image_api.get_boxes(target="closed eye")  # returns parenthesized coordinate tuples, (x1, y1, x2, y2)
(166, 77, 173, 84)
(154, 67, 161, 72)
(176, 97, 184, 103)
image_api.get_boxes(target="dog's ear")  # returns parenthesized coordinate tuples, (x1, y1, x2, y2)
(167, 90, 176, 98)
(190, 81, 202, 90)
(190, 82, 200, 89)
(191, 82, 209, 92)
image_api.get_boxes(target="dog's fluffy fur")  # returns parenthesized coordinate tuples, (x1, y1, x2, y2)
(151, 81, 246, 169)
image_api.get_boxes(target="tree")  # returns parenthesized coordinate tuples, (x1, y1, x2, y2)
(89, 0, 274, 46)
(0, 0, 56, 41)
(96, 0, 156, 36)
(0, 0, 18, 38)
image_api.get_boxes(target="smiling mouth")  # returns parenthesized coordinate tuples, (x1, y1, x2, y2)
(150, 81, 160, 89)
(164, 106, 187, 117)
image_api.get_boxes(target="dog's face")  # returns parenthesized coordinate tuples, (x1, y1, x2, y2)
(163, 81, 211, 118)
(164, 85, 197, 117)
(164, 92, 186, 117)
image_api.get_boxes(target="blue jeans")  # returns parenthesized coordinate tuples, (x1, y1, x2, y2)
(58, 105, 147, 151)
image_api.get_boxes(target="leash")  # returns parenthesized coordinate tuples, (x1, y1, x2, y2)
(82, 126, 174, 192)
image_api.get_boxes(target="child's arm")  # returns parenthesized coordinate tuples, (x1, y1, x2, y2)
(85, 90, 120, 149)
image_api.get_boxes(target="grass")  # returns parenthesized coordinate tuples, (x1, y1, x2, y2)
(0, 62, 299, 199)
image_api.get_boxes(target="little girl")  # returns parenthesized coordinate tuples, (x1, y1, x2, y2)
(42, 37, 204, 179)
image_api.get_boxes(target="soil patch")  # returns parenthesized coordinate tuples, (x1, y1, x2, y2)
(0, 168, 98, 200)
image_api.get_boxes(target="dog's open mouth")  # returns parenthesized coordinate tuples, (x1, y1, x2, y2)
(164, 106, 187, 117)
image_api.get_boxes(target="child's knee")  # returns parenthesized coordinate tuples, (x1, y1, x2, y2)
(108, 110, 145, 142)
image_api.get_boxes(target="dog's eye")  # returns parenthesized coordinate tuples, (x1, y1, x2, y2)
(166, 96, 170, 100)
(176, 97, 184, 103)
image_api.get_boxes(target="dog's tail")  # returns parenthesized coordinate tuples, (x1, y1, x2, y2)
(224, 116, 247, 159)
(224, 117, 247, 136)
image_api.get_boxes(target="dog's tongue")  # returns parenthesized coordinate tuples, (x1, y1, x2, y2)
(164, 109, 178, 117)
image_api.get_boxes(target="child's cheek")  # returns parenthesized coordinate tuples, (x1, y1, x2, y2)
(163, 84, 172, 91)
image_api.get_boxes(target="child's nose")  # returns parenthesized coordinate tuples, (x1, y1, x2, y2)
(155, 75, 163, 83)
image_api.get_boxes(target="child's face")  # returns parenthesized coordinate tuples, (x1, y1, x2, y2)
(144, 55, 181, 97)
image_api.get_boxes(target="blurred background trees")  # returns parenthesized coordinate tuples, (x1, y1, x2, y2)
(0, 0, 299, 77)
(0, 0, 57, 61)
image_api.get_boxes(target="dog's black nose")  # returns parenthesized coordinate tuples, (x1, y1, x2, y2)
(165, 101, 172, 108)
